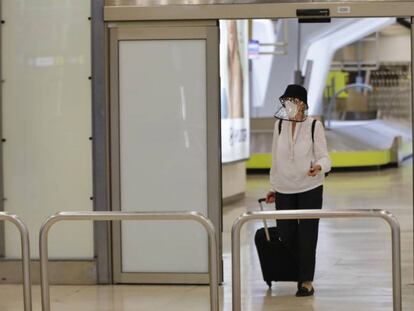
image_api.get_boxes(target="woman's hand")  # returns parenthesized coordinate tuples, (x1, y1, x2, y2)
(308, 164, 322, 177)
(265, 191, 276, 204)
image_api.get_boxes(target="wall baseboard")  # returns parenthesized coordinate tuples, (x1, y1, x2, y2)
(222, 192, 245, 205)
(0, 259, 97, 285)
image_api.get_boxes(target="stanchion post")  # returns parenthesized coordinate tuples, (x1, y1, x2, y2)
(40, 211, 219, 311)
(231, 209, 402, 311)
(380, 212, 402, 311)
(231, 215, 244, 311)
(0, 213, 32, 311)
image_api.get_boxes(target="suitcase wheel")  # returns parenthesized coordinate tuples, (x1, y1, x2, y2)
(266, 281, 272, 289)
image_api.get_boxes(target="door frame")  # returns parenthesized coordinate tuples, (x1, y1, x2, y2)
(107, 21, 221, 284)
(104, 1, 414, 21)
(94, 1, 414, 283)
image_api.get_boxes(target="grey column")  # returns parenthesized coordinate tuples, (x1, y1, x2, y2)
(91, 0, 112, 284)
(0, 0, 5, 258)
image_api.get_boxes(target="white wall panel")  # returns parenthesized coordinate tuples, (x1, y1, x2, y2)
(119, 40, 208, 272)
(222, 162, 246, 199)
(2, 0, 93, 258)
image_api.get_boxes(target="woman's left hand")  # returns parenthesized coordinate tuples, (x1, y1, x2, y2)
(308, 164, 322, 177)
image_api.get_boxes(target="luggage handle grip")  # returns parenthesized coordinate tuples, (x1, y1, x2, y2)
(258, 198, 271, 242)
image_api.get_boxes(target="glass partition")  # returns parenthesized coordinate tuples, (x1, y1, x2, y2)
(118, 39, 208, 273)
(2, 0, 93, 258)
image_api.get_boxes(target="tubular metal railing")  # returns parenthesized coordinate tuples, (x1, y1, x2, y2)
(0, 212, 32, 311)
(231, 209, 402, 311)
(39, 211, 219, 311)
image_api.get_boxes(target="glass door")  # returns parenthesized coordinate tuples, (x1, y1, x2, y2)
(108, 22, 221, 284)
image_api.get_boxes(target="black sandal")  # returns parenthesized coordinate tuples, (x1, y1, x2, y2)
(295, 285, 315, 297)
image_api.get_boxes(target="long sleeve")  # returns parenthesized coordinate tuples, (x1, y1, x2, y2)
(314, 121, 332, 174)
(269, 121, 279, 191)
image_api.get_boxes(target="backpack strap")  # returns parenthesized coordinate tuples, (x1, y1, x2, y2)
(311, 119, 317, 143)
(311, 119, 329, 177)
(278, 119, 283, 135)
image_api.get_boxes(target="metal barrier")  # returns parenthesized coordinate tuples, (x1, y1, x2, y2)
(0, 212, 32, 311)
(39, 211, 219, 311)
(231, 209, 402, 311)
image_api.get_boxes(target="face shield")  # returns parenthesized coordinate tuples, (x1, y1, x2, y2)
(273, 97, 308, 122)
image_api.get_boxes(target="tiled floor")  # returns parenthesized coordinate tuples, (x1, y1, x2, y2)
(1, 161, 414, 310)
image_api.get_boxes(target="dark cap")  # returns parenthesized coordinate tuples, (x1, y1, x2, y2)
(279, 84, 308, 108)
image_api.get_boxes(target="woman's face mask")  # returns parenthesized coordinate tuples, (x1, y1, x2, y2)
(284, 100, 299, 119)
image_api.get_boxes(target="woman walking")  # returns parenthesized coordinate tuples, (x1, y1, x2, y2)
(265, 84, 331, 297)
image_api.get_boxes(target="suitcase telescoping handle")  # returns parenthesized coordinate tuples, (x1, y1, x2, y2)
(258, 198, 271, 242)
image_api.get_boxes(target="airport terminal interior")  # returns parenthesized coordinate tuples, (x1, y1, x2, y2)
(1, 164, 413, 310)
(0, 1, 414, 311)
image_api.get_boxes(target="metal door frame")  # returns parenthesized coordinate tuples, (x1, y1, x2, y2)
(104, 0, 414, 21)
(97, 0, 414, 283)
(107, 21, 221, 284)
(411, 18, 414, 281)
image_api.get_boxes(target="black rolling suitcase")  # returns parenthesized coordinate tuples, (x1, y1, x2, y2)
(254, 198, 299, 288)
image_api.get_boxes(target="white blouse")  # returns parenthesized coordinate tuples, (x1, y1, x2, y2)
(269, 117, 332, 194)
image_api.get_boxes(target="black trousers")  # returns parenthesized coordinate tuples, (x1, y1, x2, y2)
(275, 185, 323, 282)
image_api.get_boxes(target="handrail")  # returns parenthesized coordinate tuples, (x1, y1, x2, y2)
(0, 212, 32, 311)
(231, 209, 401, 311)
(39, 211, 219, 311)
